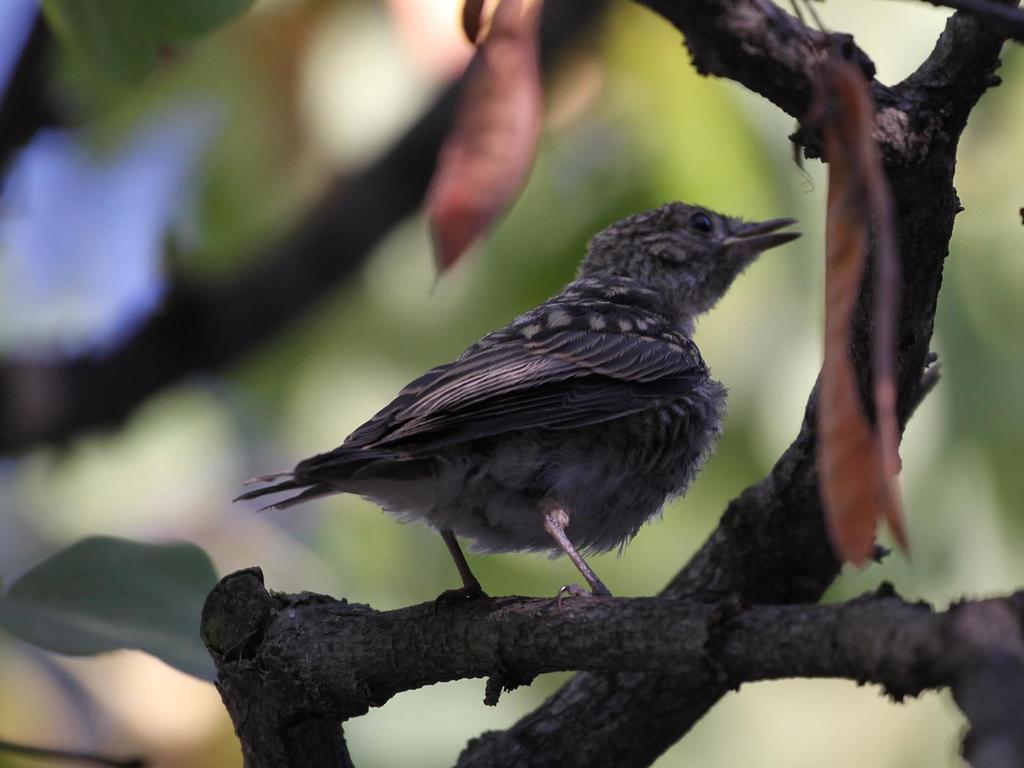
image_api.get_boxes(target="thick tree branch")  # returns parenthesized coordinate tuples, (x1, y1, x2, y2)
(0, 0, 606, 457)
(202, 569, 1024, 768)
(634, 0, 877, 119)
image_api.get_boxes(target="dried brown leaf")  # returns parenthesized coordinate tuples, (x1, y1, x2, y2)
(427, 0, 543, 272)
(462, 0, 487, 44)
(816, 56, 906, 566)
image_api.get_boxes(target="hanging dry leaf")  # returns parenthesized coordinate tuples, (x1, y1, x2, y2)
(815, 56, 907, 566)
(462, 0, 487, 44)
(427, 0, 543, 272)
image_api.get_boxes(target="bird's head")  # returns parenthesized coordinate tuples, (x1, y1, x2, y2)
(580, 202, 799, 330)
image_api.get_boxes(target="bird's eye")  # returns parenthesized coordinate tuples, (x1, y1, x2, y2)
(689, 212, 713, 233)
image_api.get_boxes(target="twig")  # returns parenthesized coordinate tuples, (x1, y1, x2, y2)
(912, 0, 1024, 40)
(0, 738, 144, 768)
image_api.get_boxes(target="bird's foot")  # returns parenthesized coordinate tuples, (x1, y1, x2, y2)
(435, 582, 488, 608)
(556, 582, 612, 606)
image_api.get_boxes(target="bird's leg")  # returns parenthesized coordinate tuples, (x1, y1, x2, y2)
(435, 528, 487, 606)
(543, 507, 612, 597)
(442, 528, 482, 592)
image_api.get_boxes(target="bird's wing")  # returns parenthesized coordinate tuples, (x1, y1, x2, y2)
(340, 318, 705, 453)
(343, 363, 453, 446)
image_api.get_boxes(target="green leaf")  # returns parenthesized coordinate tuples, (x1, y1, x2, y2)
(42, 0, 157, 83)
(0, 536, 219, 680)
(41, 0, 254, 83)
(142, 0, 255, 43)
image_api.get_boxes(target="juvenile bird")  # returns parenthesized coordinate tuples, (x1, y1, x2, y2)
(238, 202, 799, 598)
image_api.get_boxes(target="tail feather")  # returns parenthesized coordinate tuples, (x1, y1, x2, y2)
(243, 472, 294, 485)
(234, 474, 337, 512)
(235, 447, 433, 512)
(233, 477, 299, 503)
(295, 448, 390, 477)
(257, 483, 336, 512)
(298, 447, 433, 482)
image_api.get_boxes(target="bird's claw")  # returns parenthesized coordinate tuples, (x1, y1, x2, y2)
(435, 583, 487, 609)
(556, 582, 609, 606)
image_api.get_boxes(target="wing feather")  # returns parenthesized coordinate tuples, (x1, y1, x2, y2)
(379, 375, 704, 450)
(343, 322, 704, 452)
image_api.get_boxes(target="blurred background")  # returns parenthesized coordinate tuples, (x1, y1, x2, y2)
(0, 0, 1022, 766)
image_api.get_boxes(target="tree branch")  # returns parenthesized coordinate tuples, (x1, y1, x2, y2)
(0, 0, 607, 457)
(202, 569, 1024, 768)
(917, 0, 1024, 40)
(634, 0, 877, 119)
(0, 738, 144, 768)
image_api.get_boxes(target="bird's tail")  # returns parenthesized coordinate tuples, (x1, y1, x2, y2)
(233, 473, 336, 512)
(234, 447, 430, 512)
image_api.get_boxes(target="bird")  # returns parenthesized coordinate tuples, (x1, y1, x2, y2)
(237, 202, 799, 599)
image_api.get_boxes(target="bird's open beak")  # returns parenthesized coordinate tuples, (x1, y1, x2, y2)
(723, 218, 800, 253)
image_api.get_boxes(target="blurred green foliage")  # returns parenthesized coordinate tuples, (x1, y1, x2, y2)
(1, 1, 1023, 767)
(41, 0, 254, 82)
(0, 537, 217, 680)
